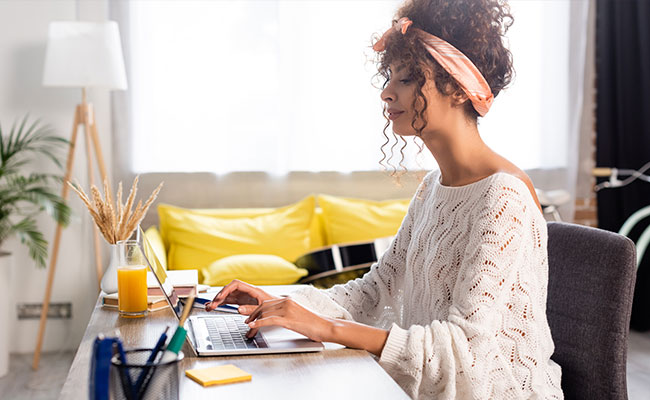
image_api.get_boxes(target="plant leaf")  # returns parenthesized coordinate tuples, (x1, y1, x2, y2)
(13, 217, 48, 268)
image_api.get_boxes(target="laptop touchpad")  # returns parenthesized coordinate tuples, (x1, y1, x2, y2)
(259, 326, 321, 346)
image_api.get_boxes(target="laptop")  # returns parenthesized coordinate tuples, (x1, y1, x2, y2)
(136, 226, 325, 356)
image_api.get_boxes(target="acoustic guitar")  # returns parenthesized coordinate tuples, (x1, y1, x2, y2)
(295, 237, 394, 287)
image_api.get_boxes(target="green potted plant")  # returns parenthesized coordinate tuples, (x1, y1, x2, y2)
(0, 115, 71, 377)
(0, 115, 71, 264)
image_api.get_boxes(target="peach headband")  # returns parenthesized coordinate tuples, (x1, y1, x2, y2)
(373, 17, 494, 117)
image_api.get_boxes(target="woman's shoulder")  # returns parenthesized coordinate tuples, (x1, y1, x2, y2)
(486, 156, 542, 210)
(488, 169, 542, 211)
(467, 171, 546, 233)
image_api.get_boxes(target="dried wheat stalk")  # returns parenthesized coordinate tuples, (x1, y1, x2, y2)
(68, 176, 163, 244)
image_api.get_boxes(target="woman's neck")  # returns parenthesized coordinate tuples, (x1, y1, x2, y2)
(421, 121, 495, 187)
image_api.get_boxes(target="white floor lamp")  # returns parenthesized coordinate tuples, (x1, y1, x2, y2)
(33, 21, 127, 370)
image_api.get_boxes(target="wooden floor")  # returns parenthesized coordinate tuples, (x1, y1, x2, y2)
(1, 331, 650, 399)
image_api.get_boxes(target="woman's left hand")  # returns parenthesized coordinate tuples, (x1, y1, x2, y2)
(239, 297, 333, 342)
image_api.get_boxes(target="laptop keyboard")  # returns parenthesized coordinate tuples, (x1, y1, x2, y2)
(204, 316, 267, 351)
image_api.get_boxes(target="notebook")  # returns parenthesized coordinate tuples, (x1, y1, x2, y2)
(137, 226, 324, 356)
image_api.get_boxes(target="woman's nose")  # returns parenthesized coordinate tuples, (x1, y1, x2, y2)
(381, 85, 394, 104)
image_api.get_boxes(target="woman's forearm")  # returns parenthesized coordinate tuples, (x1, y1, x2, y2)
(326, 317, 390, 357)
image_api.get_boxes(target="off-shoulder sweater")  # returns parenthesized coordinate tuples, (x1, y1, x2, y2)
(290, 170, 563, 399)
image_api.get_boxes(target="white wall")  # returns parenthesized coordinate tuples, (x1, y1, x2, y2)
(0, 0, 113, 353)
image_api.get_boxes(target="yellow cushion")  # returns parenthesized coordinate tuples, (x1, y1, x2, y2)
(317, 194, 411, 244)
(144, 226, 167, 270)
(313, 208, 326, 249)
(158, 196, 316, 279)
(202, 254, 308, 286)
(158, 202, 325, 251)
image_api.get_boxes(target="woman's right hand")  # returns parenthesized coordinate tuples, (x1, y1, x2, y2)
(205, 279, 278, 311)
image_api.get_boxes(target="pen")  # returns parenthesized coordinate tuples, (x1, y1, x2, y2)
(150, 326, 170, 363)
(134, 326, 169, 392)
(193, 297, 240, 313)
(215, 304, 240, 313)
(114, 339, 135, 399)
(160, 295, 195, 363)
(187, 297, 211, 307)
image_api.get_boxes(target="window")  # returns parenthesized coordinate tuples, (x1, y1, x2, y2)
(126, 0, 570, 174)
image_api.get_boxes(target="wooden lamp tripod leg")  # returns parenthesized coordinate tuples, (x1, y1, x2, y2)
(89, 107, 109, 184)
(82, 104, 105, 287)
(89, 106, 110, 280)
(32, 106, 81, 370)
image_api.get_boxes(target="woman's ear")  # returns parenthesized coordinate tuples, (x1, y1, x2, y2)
(451, 90, 469, 107)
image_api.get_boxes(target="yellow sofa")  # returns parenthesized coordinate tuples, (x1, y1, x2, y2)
(145, 194, 410, 286)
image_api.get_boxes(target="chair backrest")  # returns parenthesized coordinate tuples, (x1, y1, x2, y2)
(546, 222, 637, 399)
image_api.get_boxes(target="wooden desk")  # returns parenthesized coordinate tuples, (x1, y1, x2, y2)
(60, 287, 408, 399)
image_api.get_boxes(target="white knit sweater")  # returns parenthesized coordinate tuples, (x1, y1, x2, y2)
(290, 170, 564, 399)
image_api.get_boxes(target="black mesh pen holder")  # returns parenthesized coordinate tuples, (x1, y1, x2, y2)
(110, 349, 184, 400)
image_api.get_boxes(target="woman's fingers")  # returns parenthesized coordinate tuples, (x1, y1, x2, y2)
(205, 280, 281, 312)
(206, 281, 238, 309)
(244, 298, 286, 323)
(220, 280, 250, 300)
(244, 304, 263, 322)
(245, 327, 258, 339)
(248, 316, 286, 330)
(243, 301, 286, 338)
(238, 305, 256, 315)
(245, 314, 294, 338)
(206, 280, 262, 310)
(242, 299, 327, 343)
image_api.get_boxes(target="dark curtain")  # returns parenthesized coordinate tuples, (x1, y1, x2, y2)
(596, 0, 650, 331)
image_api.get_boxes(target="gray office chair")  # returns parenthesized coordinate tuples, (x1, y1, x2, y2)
(546, 222, 637, 399)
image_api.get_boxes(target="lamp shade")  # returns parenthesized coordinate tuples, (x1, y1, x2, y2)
(43, 21, 127, 89)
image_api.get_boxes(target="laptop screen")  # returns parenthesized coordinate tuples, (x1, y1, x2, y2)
(137, 225, 185, 320)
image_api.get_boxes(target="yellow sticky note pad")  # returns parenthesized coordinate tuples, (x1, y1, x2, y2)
(185, 364, 252, 387)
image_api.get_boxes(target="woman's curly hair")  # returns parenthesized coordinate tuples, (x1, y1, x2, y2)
(376, 0, 514, 179)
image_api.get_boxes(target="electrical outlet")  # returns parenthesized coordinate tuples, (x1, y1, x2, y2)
(16, 302, 72, 319)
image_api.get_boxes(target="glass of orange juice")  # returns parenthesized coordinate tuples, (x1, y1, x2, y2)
(117, 240, 148, 318)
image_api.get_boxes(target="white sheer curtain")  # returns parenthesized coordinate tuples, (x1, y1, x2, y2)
(112, 0, 586, 177)
(481, 0, 570, 169)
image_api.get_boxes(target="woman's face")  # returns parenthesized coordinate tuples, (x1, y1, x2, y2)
(380, 63, 453, 137)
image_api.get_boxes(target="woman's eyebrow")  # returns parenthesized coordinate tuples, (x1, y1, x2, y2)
(389, 65, 407, 75)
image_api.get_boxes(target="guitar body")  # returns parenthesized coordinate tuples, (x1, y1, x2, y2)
(294, 237, 393, 287)
(304, 265, 372, 289)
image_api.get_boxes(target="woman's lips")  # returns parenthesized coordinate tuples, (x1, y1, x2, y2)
(388, 111, 404, 120)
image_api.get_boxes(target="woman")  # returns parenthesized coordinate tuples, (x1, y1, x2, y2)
(207, 0, 563, 398)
